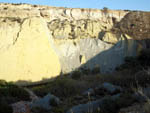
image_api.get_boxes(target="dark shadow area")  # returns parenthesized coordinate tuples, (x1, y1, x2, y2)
(98, 30, 105, 40)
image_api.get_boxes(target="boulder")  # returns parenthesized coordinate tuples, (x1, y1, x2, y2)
(67, 94, 120, 113)
(30, 93, 60, 110)
(101, 82, 122, 94)
(12, 101, 30, 113)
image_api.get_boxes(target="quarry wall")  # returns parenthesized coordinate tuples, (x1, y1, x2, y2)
(0, 3, 149, 81)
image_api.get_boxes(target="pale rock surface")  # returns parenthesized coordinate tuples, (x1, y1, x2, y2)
(0, 17, 61, 82)
(0, 3, 149, 81)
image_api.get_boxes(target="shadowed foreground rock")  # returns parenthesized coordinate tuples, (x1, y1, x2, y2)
(30, 93, 60, 110)
(67, 94, 120, 113)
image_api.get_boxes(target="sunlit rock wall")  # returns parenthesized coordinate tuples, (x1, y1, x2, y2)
(0, 3, 149, 81)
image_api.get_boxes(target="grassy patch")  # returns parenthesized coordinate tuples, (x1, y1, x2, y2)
(32, 77, 88, 98)
(116, 92, 136, 108)
(0, 80, 30, 113)
(0, 80, 30, 104)
(71, 70, 82, 80)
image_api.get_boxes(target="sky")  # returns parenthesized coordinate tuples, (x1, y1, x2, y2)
(0, 0, 149, 11)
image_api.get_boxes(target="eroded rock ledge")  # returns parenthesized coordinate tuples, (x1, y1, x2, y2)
(0, 3, 149, 81)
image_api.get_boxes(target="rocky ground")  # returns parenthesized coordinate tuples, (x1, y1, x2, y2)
(0, 49, 150, 113)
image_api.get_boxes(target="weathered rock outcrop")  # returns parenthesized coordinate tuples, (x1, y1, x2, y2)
(0, 3, 149, 81)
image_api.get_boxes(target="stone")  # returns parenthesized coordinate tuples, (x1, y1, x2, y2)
(67, 94, 120, 113)
(12, 101, 31, 113)
(24, 88, 39, 101)
(134, 86, 150, 102)
(101, 82, 122, 94)
(134, 92, 148, 103)
(30, 93, 60, 110)
(101, 32, 119, 44)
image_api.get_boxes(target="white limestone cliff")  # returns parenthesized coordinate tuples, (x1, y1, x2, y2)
(0, 3, 149, 81)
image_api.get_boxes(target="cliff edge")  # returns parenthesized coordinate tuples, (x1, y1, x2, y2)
(0, 3, 149, 81)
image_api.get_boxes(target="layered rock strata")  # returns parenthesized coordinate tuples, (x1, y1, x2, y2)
(0, 3, 149, 81)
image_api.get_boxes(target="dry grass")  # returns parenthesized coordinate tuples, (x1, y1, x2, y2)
(31, 76, 89, 98)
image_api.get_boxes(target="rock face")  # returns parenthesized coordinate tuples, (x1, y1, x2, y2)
(0, 3, 149, 81)
(0, 17, 61, 82)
